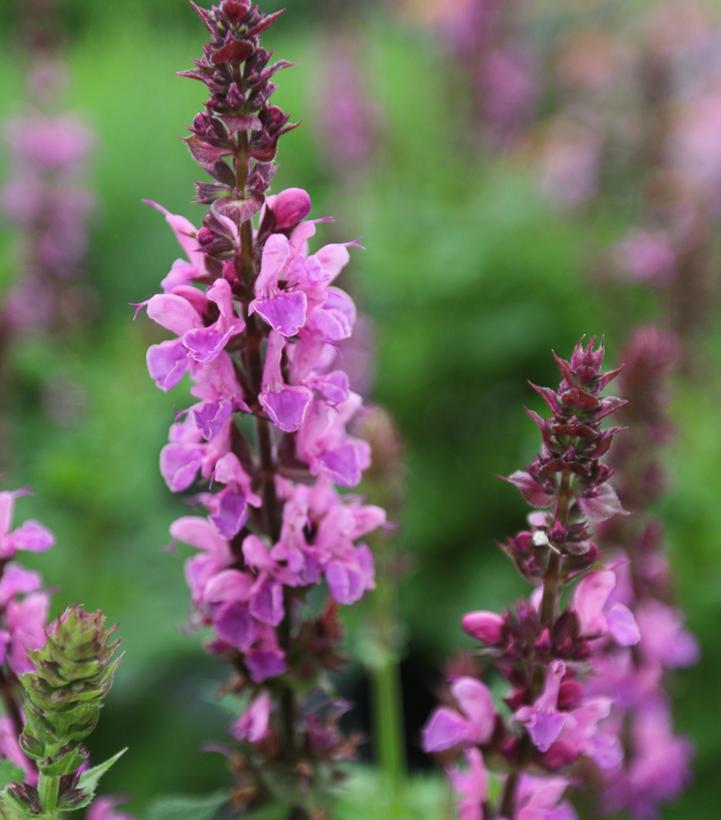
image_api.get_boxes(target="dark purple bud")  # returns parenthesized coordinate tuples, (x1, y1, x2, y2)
(247, 9, 285, 38)
(221, 0, 250, 23)
(212, 39, 255, 65)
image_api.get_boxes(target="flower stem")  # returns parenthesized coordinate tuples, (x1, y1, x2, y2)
(38, 773, 59, 816)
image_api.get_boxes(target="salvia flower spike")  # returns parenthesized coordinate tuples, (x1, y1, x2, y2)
(423, 339, 638, 818)
(0, 606, 125, 817)
(137, 1, 384, 816)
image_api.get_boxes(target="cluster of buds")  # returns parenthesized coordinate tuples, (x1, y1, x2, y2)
(588, 326, 698, 817)
(138, 2, 384, 815)
(422, 340, 641, 818)
(1, 606, 125, 816)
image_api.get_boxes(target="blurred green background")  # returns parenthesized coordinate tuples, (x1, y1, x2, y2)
(1, 0, 720, 817)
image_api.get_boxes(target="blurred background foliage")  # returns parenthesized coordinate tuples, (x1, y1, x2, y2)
(1, 0, 720, 816)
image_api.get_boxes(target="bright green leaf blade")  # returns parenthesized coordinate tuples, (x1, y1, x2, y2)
(70, 747, 128, 809)
(146, 791, 229, 820)
(0, 760, 25, 789)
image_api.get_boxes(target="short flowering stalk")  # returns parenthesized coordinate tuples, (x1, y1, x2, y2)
(138, 2, 384, 815)
(423, 340, 637, 819)
(0, 606, 125, 818)
(1, 0, 95, 340)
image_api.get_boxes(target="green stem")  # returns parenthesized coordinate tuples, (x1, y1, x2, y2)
(38, 773, 60, 817)
(373, 654, 406, 794)
(371, 540, 406, 795)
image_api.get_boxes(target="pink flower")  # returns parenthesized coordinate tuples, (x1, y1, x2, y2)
(87, 796, 134, 820)
(448, 748, 487, 820)
(514, 775, 577, 820)
(231, 692, 272, 744)
(572, 571, 640, 646)
(516, 661, 569, 753)
(2, 592, 50, 674)
(422, 677, 496, 753)
(0, 492, 54, 559)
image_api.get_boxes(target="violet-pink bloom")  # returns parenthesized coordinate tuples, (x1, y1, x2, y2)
(251, 233, 308, 337)
(159, 414, 231, 492)
(448, 747, 487, 820)
(614, 230, 676, 286)
(259, 331, 312, 433)
(514, 775, 578, 820)
(183, 278, 245, 363)
(296, 394, 371, 488)
(516, 661, 568, 753)
(4, 114, 93, 171)
(0, 564, 42, 607)
(87, 796, 134, 820)
(604, 697, 693, 819)
(576, 482, 627, 524)
(231, 692, 272, 744)
(572, 570, 640, 646)
(634, 600, 699, 669)
(0, 715, 34, 783)
(0, 491, 55, 559)
(3, 591, 50, 674)
(422, 676, 496, 753)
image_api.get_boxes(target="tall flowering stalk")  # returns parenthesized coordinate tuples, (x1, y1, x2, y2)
(397, 0, 536, 149)
(138, 2, 384, 815)
(588, 326, 698, 817)
(1, 0, 95, 339)
(422, 341, 641, 818)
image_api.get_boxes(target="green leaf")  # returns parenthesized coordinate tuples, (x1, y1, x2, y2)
(61, 747, 128, 810)
(146, 791, 229, 820)
(0, 760, 24, 788)
(0, 789, 31, 819)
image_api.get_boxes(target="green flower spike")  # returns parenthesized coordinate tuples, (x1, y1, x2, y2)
(0, 606, 127, 818)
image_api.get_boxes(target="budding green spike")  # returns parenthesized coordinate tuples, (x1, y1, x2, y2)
(0, 606, 126, 817)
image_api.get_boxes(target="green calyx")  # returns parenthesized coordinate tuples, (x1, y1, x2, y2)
(19, 606, 123, 776)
